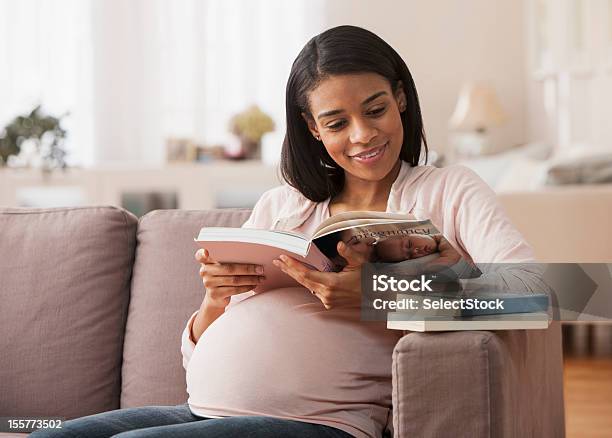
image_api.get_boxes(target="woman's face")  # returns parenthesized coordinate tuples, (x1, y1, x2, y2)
(303, 73, 406, 182)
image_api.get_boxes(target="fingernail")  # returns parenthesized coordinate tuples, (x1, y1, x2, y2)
(279, 255, 288, 262)
(256, 266, 264, 274)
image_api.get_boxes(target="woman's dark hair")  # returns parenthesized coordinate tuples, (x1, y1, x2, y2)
(280, 25, 428, 202)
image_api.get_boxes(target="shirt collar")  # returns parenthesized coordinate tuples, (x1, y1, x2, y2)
(273, 160, 423, 230)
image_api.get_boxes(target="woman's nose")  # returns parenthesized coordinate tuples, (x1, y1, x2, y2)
(349, 117, 377, 145)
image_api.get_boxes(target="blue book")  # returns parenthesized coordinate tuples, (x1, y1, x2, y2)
(394, 291, 549, 317)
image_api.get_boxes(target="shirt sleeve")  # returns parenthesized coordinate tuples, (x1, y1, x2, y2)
(180, 310, 199, 371)
(449, 165, 534, 264)
(446, 166, 551, 298)
(240, 187, 285, 229)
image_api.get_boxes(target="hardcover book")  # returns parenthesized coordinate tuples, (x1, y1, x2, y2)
(386, 311, 550, 332)
(392, 291, 550, 317)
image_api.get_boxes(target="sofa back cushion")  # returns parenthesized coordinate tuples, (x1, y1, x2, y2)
(121, 208, 251, 407)
(0, 207, 137, 419)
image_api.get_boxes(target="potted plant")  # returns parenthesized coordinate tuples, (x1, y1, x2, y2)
(0, 105, 68, 171)
(227, 105, 275, 159)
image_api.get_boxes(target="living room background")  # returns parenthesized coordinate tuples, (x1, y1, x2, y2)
(0, 0, 542, 167)
(1, 1, 612, 436)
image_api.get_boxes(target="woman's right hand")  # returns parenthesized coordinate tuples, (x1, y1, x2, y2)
(195, 248, 265, 309)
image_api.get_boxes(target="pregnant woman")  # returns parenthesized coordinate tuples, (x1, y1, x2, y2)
(32, 25, 537, 438)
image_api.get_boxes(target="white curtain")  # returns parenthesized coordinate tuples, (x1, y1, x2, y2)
(0, 0, 324, 166)
(153, 0, 325, 164)
(0, 0, 94, 166)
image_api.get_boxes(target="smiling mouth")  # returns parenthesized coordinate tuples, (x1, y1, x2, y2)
(349, 142, 388, 159)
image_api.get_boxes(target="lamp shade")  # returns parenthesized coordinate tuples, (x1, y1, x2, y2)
(449, 82, 506, 132)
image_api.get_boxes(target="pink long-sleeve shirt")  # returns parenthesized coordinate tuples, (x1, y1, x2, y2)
(180, 162, 536, 438)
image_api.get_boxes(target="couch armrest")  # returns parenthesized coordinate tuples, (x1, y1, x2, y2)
(391, 323, 565, 437)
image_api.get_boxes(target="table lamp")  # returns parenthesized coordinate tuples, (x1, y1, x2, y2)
(449, 82, 506, 158)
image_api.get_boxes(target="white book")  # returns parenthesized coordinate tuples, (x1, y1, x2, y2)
(387, 311, 550, 332)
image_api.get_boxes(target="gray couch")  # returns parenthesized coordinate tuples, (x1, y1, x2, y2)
(0, 206, 565, 437)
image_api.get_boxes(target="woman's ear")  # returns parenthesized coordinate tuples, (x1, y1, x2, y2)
(395, 81, 407, 113)
(301, 112, 321, 141)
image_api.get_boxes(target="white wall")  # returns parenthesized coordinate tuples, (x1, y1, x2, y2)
(2, 1, 528, 166)
(524, 0, 612, 154)
(87, 0, 324, 166)
(323, 0, 528, 156)
(90, 0, 164, 165)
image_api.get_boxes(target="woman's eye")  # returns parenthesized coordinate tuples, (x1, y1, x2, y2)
(327, 121, 346, 130)
(326, 107, 385, 130)
(367, 107, 386, 115)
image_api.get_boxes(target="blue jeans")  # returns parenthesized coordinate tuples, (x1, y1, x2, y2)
(28, 403, 353, 438)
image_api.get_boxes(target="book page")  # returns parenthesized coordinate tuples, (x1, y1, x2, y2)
(312, 217, 422, 240)
(312, 211, 416, 236)
(312, 219, 479, 278)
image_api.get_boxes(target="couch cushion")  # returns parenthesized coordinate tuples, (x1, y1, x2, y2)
(0, 206, 137, 419)
(121, 209, 251, 407)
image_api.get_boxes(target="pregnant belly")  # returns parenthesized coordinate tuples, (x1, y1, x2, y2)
(186, 287, 401, 418)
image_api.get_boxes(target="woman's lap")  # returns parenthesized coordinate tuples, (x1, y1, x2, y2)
(28, 403, 352, 438)
(112, 415, 352, 438)
(29, 403, 199, 438)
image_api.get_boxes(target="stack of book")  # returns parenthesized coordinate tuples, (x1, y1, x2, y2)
(386, 291, 550, 332)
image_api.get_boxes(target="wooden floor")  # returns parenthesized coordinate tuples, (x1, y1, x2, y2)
(564, 358, 612, 437)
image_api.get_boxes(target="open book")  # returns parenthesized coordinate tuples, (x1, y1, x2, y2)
(195, 211, 474, 292)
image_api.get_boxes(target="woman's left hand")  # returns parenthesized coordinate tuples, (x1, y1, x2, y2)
(272, 241, 371, 310)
